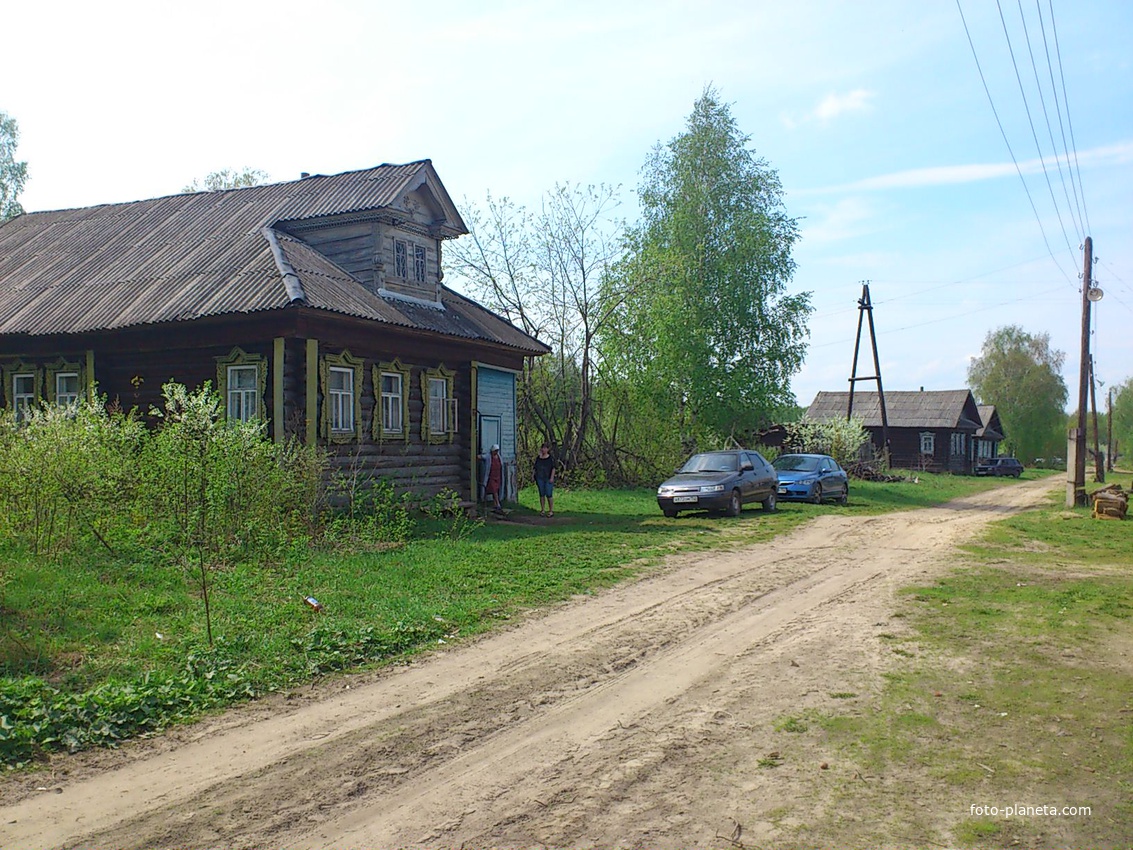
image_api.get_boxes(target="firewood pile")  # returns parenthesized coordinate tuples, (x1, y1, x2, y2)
(845, 461, 908, 483)
(1091, 484, 1128, 520)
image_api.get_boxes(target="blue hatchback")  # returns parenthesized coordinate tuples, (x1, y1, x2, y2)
(773, 453, 849, 505)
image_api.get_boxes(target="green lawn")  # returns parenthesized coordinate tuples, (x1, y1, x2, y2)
(797, 476, 1133, 847)
(0, 469, 1067, 767)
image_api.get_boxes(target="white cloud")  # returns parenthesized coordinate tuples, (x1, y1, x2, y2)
(799, 197, 879, 244)
(801, 141, 1133, 194)
(813, 89, 876, 122)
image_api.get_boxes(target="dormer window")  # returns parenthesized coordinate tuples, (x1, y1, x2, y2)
(395, 239, 408, 278)
(394, 238, 428, 283)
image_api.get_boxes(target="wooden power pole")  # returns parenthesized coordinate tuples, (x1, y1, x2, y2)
(1090, 356, 1103, 484)
(1070, 236, 1094, 507)
(847, 282, 890, 460)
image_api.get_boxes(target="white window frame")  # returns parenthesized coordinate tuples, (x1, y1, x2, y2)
(13, 373, 36, 421)
(428, 376, 449, 435)
(421, 365, 456, 443)
(395, 239, 408, 278)
(413, 244, 427, 282)
(380, 371, 403, 435)
(328, 366, 354, 433)
(920, 432, 935, 455)
(54, 372, 81, 407)
(226, 364, 259, 423)
(950, 432, 966, 456)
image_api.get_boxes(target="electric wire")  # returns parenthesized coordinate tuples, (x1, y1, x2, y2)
(996, 0, 1079, 262)
(1020, 0, 1083, 240)
(805, 256, 1076, 323)
(1034, 0, 1088, 237)
(807, 283, 1068, 350)
(955, 0, 1076, 287)
(1047, 0, 1092, 234)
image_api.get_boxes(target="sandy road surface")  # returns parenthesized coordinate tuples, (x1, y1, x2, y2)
(0, 477, 1058, 849)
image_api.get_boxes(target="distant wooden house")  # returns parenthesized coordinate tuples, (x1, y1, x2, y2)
(974, 405, 1006, 461)
(0, 162, 549, 501)
(806, 390, 996, 473)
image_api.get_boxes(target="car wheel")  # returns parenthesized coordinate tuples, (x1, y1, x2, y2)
(838, 484, 849, 506)
(810, 483, 823, 505)
(761, 492, 776, 512)
(663, 508, 678, 518)
(726, 489, 742, 517)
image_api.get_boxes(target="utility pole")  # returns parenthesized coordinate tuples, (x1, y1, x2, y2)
(1090, 356, 1103, 484)
(1107, 387, 1114, 473)
(1069, 236, 1093, 507)
(847, 282, 890, 461)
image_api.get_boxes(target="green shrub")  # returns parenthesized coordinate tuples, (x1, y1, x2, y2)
(783, 416, 871, 468)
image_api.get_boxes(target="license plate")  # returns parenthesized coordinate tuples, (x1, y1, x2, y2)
(673, 495, 698, 503)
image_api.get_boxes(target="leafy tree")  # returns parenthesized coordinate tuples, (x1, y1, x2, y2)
(447, 184, 626, 475)
(1, 110, 29, 221)
(599, 87, 810, 452)
(183, 167, 269, 193)
(1110, 376, 1133, 468)
(967, 326, 1068, 464)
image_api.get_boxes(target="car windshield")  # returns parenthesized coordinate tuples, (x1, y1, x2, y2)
(678, 453, 739, 473)
(773, 455, 820, 472)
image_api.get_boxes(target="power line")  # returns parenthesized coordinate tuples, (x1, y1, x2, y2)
(806, 255, 1073, 322)
(1034, 0, 1088, 237)
(808, 283, 1068, 350)
(995, 0, 1078, 262)
(955, 0, 1076, 287)
(1019, 0, 1083, 241)
(1046, 0, 1092, 234)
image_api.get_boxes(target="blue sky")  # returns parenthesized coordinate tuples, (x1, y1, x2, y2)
(7, 0, 1131, 409)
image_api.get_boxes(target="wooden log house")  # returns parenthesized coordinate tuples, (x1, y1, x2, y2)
(806, 389, 1004, 473)
(0, 161, 549, 501)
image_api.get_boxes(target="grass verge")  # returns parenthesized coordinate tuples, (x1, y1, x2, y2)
(796, 477, 1133, 847)
(0, 470, 1048, 768)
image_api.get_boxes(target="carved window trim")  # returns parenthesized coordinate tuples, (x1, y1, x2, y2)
(373, 358, 410, 442)
(215, 348, 267, 423)
(421, 363, 456, 444)
(45, 357, 85, 407)
(320, 350, 364, 443)
(919, 431, 935, 455)
(2, 360, 41, 421)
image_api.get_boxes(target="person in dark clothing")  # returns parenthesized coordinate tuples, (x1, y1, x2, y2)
(534, 443, 555, 516)
(485, 444, 503, 511)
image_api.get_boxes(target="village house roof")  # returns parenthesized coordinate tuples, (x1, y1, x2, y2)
(0, 161, 548, 355)
(806, 390, 984, 431)
(975, 405, 1005, 441)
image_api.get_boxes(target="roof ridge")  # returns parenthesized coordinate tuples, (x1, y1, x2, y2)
(261, 227, 307, 305)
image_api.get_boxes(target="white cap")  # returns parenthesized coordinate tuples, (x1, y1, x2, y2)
(491, 444, 500, 451)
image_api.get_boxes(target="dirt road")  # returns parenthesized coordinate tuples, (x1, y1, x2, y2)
(0, 478, 1059, 849)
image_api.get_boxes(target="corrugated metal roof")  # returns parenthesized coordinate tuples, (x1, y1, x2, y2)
(807, 390, 984, 430)
(976, 405, 1004, 440)
(0, 161, 544, 354)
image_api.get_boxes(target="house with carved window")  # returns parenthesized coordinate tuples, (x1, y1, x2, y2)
(0, 161, 548, 501)
(806, 389, 999, 473)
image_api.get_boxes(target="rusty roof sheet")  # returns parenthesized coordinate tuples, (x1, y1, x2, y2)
(807, 390, 984, 430)
(0, 162, 545, 354)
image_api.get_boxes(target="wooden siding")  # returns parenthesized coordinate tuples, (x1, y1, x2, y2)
(872, 426, 976, 474)
(298, 220, 381, 293)
(1, 309, 533, 500)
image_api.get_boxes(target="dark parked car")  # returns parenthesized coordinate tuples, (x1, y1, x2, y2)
(974, 456, 1024, 477)
(773, 453, 849, 504)
(657, 450, 778, 517)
